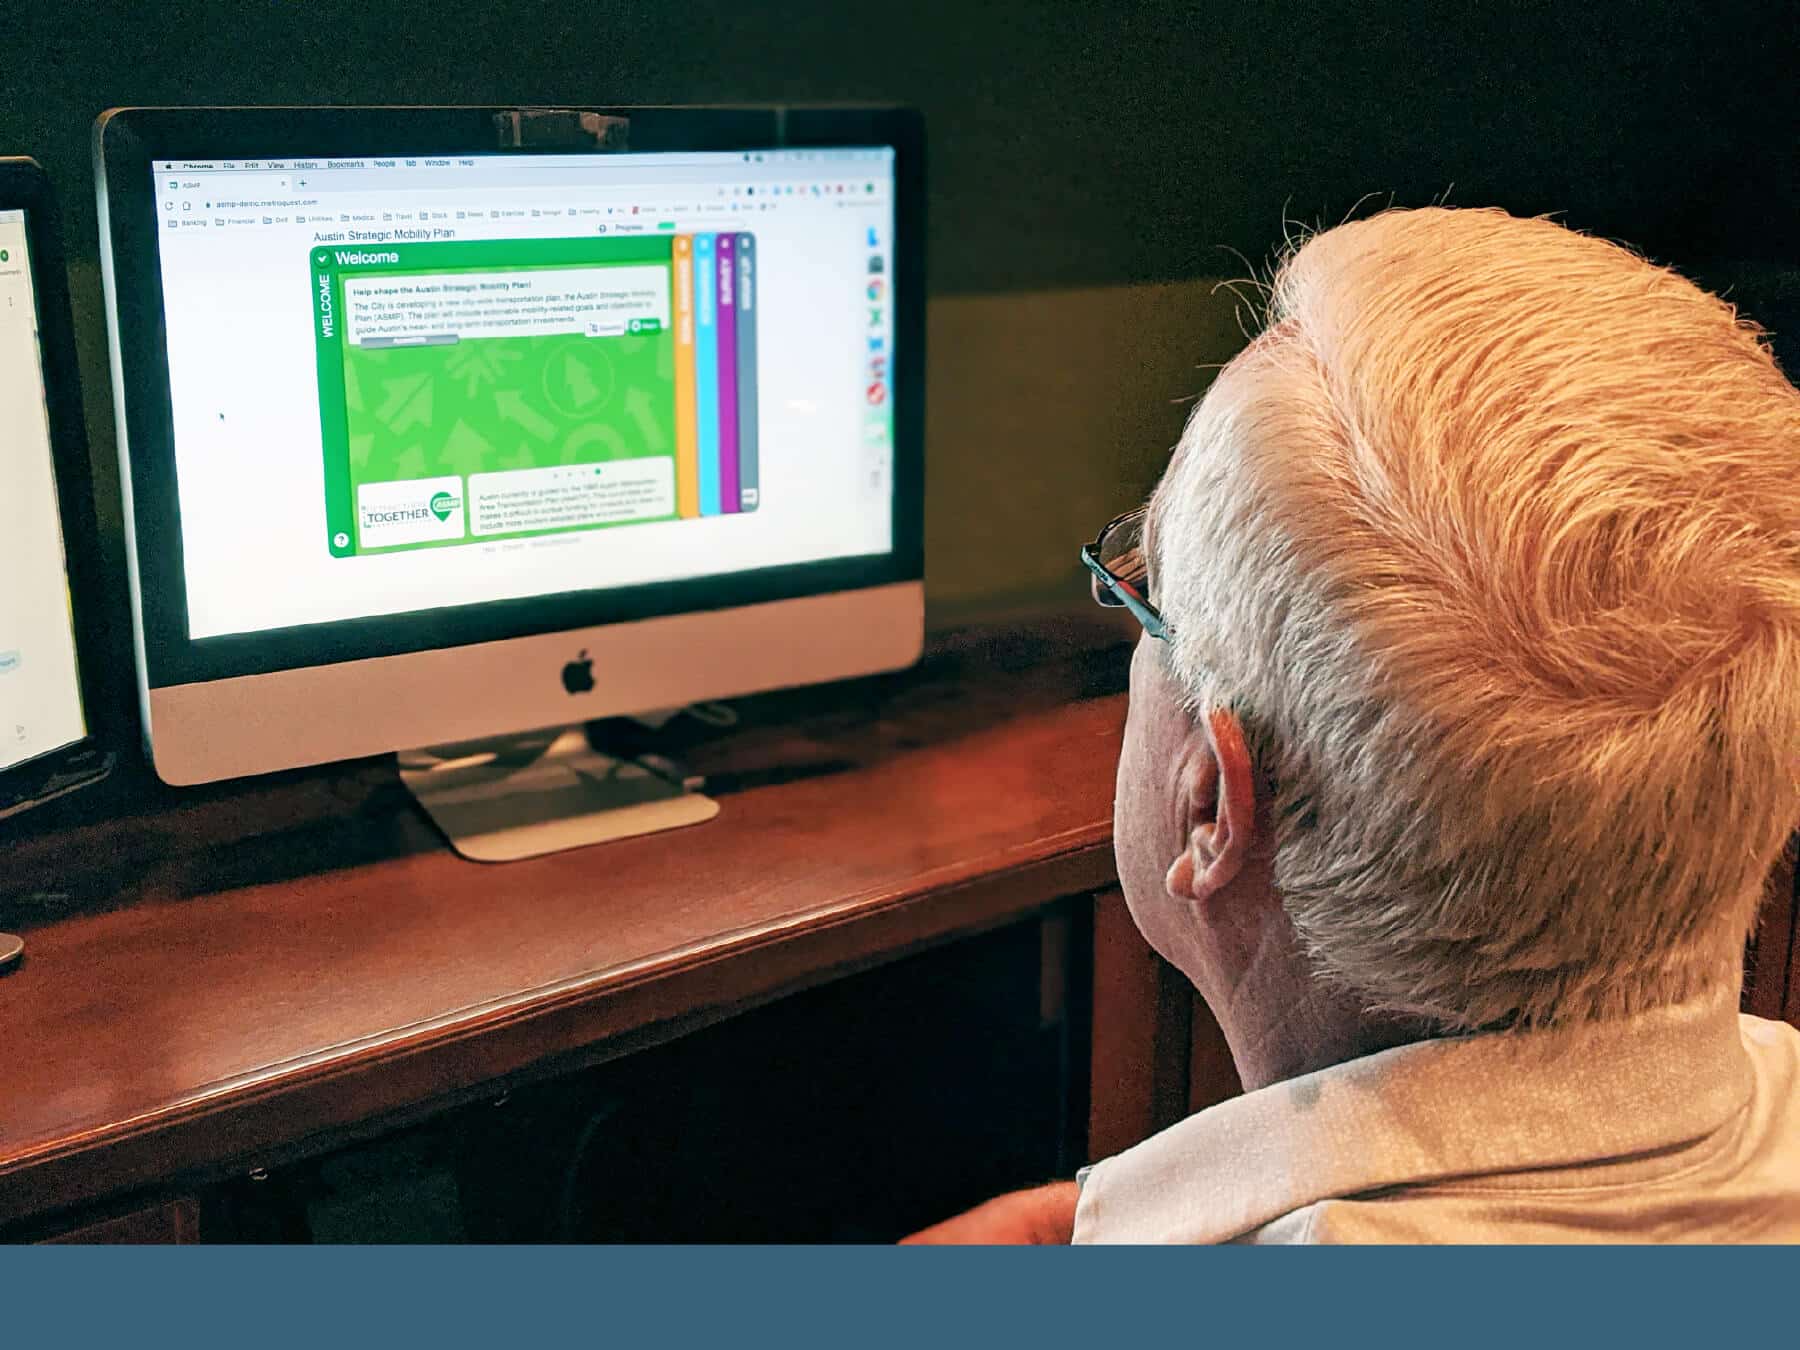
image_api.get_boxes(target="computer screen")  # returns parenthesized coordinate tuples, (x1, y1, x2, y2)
(0, 208, 88, 772)
(150, 150, 897, 641)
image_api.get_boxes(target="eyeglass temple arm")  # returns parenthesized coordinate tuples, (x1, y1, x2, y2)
(1080, 545, 1171, 641)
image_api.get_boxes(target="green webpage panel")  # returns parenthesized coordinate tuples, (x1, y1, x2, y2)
(310, 234, 759, 558)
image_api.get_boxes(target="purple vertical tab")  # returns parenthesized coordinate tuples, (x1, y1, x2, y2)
(715, 234, 741, 514)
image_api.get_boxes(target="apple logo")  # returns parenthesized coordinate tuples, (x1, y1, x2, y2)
(561, 650, 595, 695)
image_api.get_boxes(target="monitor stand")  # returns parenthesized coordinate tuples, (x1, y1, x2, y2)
(398, 724, 719, 863)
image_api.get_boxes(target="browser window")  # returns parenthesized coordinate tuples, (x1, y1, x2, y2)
(0, 209, 87, 769)
(151, 151, 897, 640)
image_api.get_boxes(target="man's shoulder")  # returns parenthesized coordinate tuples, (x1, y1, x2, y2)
(1077, 1002, 1800, 1244)
(1255, 1015, 1800, 1244)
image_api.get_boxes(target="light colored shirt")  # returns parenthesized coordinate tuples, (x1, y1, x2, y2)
(1072, 991, 1800, 1243)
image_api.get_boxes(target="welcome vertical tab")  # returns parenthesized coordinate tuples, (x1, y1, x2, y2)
(734, 234, 759, 512)
(693, 233, 721, 516)
(671, 235, 700, 519)
(310, 246, 355, 556)
(715, 234, 741, 515)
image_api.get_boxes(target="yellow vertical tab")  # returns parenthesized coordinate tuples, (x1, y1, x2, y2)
(672, 234, 700, 519)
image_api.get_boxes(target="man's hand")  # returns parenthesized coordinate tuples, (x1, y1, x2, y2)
(899, 1181, 1081, 1245)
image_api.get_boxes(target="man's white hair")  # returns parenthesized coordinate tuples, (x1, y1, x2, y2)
(1153, 206, 1800, 1031)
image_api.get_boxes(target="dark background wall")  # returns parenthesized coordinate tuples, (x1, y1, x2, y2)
(11, 1, 1796, 288)
(5, 0, 1796, 615)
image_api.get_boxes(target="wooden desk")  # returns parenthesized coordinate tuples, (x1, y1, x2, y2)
(2, 615, 1795, 1239)
(0, 618, 1141, 1235)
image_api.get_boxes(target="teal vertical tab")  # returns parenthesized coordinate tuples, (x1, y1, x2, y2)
(693, 233, 721, 516)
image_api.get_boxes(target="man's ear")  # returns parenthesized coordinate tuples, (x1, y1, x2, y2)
(1164, 708, 1257, 906)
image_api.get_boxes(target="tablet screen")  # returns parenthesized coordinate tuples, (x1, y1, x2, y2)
(0, 208, 87, 772)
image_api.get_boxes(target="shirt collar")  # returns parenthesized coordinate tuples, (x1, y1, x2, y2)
(1073, 989, 1754, 1244)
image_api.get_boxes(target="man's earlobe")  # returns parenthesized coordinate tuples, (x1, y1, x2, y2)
(1165, 848, 1197, 901)
(1169, 817, 1244, 904)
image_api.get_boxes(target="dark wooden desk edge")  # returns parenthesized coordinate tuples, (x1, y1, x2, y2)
(0, 832, 1116, 1228)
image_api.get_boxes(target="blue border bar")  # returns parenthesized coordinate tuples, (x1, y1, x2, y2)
(0, 1246, 1766, 1349)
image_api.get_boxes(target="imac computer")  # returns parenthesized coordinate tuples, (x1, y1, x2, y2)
(96, 106, 924, 858)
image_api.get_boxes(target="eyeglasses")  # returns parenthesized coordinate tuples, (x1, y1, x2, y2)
(1080, 507, 1172, 642)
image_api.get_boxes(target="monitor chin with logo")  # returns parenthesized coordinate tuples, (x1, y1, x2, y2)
(561, 652, 596, 696)
(95, 105, 924, 859)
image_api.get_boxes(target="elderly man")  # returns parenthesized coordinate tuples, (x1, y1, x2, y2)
(910, 206, 1800, 1243)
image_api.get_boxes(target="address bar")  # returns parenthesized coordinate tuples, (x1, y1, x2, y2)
(207, 173, 291, 198)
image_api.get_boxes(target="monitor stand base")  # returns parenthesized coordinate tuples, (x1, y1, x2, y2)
(399, 725, 719, 863)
